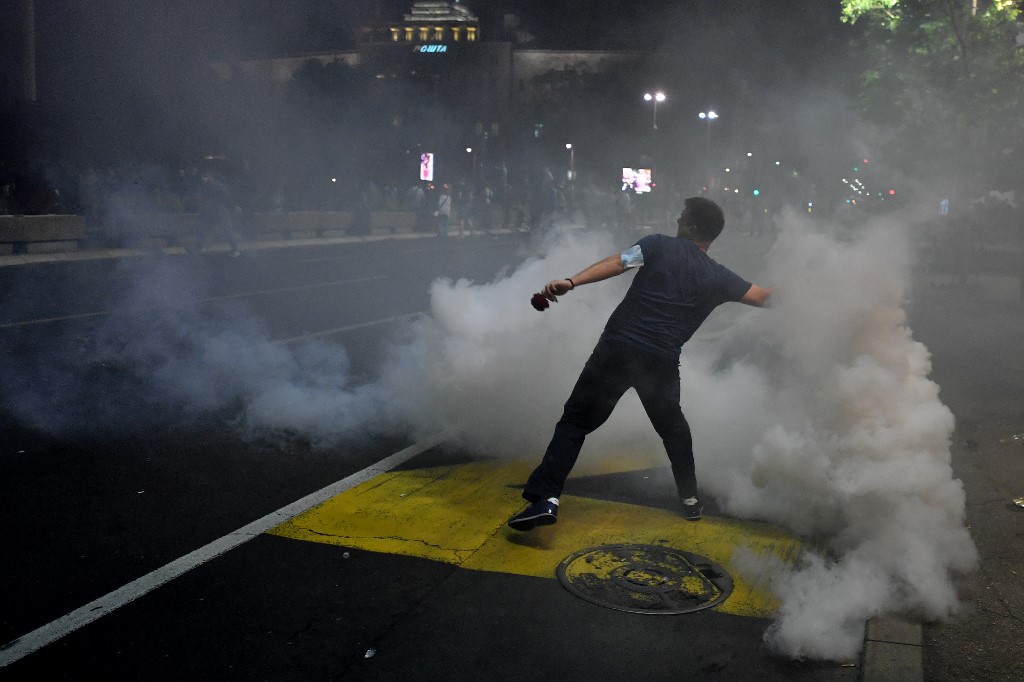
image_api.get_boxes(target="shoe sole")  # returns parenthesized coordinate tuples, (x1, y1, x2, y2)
(507, 512, 557, 531)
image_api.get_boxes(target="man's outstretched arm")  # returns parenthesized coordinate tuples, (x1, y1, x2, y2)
(541, 254, 627, 301)
(740, 284, 773, 307)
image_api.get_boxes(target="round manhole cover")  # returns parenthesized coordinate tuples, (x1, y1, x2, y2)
(556, 543, 733, 614)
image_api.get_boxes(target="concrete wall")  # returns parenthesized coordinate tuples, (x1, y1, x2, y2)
(210, 52, 361, 95)
(0, 211, 422, 253)
(0, 214, 86, 253)
(511, 49, 640, 83)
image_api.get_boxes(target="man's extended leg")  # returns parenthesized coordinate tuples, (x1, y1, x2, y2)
(635, 361, 700, 519)
(510, 341, 630, 530)
(522, 342, 630, 501)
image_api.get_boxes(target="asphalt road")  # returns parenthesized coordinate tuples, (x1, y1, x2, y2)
(906, 272, 1024, 681)
(1, 227, 1019, 679)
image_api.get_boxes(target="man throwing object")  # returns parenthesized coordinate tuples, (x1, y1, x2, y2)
(509, 197, 772, 530)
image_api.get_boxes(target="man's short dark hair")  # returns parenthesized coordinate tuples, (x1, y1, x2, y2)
(683, 197, 725, 242)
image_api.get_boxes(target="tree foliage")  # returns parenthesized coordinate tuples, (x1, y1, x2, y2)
(841, 0, 1024, 189)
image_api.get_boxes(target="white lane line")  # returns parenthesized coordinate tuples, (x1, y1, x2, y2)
(0, 309, 111, 328)
(0, 276, 384, 330)
(204, 276, 384, 302)
(0, 430, 454, 668)
(270, 312, 424, 345)
(291, 254, 368, 265)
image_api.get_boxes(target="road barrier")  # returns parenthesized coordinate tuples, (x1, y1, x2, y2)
(0, 215, 86, 255)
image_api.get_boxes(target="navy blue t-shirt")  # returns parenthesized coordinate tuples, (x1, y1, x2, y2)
(600, 234, 752, 358)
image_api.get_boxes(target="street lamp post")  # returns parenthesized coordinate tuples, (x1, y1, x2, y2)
(644, 92, 666, 226)
(565, 143, 575, 208)
(466, 147, 476, 185)
(698, 110, 718, 189)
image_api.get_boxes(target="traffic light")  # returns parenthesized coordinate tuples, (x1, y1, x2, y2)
(752, 189, 760, 196)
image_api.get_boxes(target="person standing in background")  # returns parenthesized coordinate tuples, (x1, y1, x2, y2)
(436, 184, 451, 237)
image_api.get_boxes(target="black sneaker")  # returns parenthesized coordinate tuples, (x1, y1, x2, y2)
(681, 496, 702, 521)
(507, 498, 558, 531)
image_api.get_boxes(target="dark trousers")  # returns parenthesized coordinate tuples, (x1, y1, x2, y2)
(523, 339, 696, 502)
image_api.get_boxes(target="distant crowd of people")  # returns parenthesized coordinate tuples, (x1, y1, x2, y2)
(1, 155, 860, 251)
(0, 157, 590, 246)
(0, 159, 69, 216)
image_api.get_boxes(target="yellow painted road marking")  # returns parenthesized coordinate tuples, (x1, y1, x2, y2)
(269, 460, 801, 618)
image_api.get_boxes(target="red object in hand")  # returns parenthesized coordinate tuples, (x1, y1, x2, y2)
(531, 293, 550, 311)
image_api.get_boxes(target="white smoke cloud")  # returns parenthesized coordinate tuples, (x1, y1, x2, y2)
(3, 207, 974, 661)
(376, 229, 653, 453)
(725, 211, 977, 658)
(381, 211, 975, 661)
(114, 257, 392, 443)
(1, 256, 388, 441)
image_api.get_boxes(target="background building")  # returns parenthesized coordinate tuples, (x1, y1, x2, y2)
(212, 1, 639, 110)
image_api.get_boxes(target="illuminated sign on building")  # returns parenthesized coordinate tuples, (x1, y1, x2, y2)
(420, 153, 434, 182)
(415, 44, 449, 53)
(622, 168, 653, 194)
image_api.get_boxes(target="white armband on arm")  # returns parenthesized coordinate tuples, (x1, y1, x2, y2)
(620, 244, 644, 269)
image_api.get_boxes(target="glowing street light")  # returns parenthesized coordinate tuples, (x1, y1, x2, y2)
(644, 91, 666, 131)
